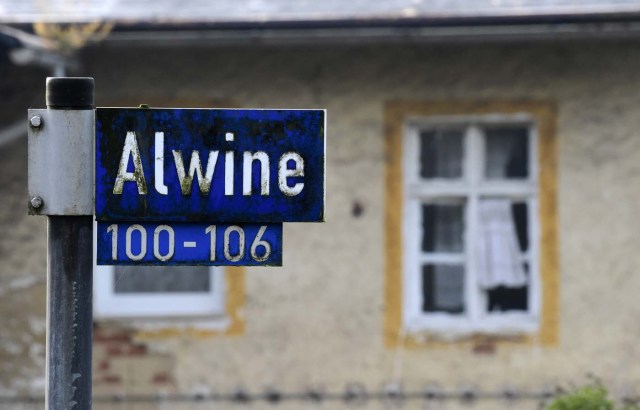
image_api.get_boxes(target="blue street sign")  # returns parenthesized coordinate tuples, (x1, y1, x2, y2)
(97, 222, 283, 266)
(95, 108, 325, 222)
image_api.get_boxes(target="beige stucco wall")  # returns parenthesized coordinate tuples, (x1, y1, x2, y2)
(0, 64, 48, 397)
(3, 40, 640, 408)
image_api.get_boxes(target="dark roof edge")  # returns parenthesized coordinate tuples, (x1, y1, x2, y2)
(8, 10, 640, 31)
(10, 12, 640, 46)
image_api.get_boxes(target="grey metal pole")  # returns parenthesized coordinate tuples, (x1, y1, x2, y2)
(45, 77, 94, 410)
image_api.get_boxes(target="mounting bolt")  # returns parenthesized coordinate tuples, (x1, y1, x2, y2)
(30, 196, 43, 210)
(29, 115, 42, 128)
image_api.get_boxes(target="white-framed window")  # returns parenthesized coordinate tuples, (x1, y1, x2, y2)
(93, 225, 226, 319)
(403, 114, 540, 336)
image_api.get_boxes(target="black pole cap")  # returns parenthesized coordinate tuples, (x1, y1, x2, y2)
(46, 77, 95, 109)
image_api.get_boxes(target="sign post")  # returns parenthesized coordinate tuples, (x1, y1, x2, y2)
(29, 78, 95, 409)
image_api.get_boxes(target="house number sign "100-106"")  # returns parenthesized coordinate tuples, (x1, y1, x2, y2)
(96, 222, 283, 266)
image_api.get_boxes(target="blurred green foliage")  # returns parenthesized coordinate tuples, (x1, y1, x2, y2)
(547, 385, 640, 410)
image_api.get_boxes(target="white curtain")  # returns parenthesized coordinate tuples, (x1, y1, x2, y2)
(476, 199, 527, 289)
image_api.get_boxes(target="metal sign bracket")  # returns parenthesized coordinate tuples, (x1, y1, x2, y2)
(27, 108, 94, 215)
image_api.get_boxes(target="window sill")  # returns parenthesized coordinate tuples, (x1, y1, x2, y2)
(403, 313, 539, 341)
(94, 315, 237, 342)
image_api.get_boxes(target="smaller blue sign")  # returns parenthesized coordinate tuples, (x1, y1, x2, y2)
(97, 222, 282, 266)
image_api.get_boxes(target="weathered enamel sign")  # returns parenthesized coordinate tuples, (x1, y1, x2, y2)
(97, 221, 282, 266)
(95, 108, 325, 222)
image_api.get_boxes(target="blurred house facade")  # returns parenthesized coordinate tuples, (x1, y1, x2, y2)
(2, 1, 640, 409)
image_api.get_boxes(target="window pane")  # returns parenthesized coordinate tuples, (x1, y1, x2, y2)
(422, 264, 465, 314)
(484, 126, 529, 179)
(422, 203, 464, 252)
(487, 264, 529, 312)
(487, 286, 528, 312)
(114, 266, 211, 293)
(420, 129, 464, 179)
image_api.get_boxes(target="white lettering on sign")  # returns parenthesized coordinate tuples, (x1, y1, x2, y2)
(250, 225, 271, 262)
(225, 151, 234, 196)
(112, 131, 305, 197)
(278, 152, 305, 196)
(172, 150, 219, 195)
(154, 132, 168, 195)
(223, 225, 245, 262)
(153, 225, 175, 261)
(107, 224, 118, 260)
(205, 225, 216, 261)
(107, 223, 275, 263)
(113, 132, 147, 194)
(243, 152, 270, 196)
(125, 224, 147, 261)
